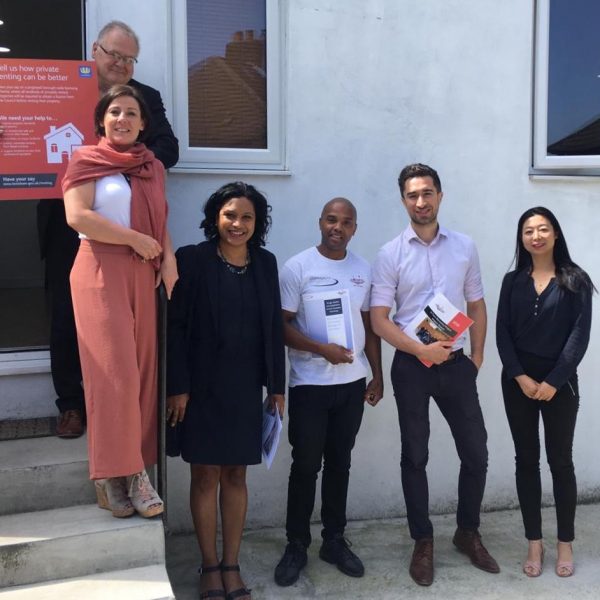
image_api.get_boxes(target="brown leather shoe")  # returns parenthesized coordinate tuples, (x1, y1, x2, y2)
(409, 538, 434, 586)
(56, 409, 84, 438)
(452, 528, 500, 573)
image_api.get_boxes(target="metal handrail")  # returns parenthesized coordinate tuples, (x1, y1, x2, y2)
(156, 283, 169, 531)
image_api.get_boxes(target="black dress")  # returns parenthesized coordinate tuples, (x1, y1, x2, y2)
(167, 242, 285, 466)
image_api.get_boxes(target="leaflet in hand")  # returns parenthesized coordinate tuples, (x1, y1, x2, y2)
(405, 292, 473, 367)
(262, 398, 283, 469)
(302, 289, 355, 357)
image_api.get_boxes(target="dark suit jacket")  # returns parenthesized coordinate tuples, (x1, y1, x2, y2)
(128, 78, 179, 169)
(37, 78, 179, 259)
(167, 241, 286, 400)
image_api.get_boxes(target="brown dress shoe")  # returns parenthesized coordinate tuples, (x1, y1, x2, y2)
(452, 528, 500, 573)
(56, 409, 84, 438)
(409, 538, 434, 586)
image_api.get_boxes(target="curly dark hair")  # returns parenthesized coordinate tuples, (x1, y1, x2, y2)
(200, 182, 272, 247)
(94, 84, 151, 143)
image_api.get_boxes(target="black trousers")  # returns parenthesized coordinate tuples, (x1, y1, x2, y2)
(40, 201, 85, 414)
(390, 350, 488, 541)
(502, 354, 579, 542)
(285, 378, 365, 547)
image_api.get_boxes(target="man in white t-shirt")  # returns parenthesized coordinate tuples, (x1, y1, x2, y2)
(274, 198, 383, 587)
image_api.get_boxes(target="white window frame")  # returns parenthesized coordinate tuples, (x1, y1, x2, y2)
(532, 0, 600, 173)
(170, 0, 286, 173)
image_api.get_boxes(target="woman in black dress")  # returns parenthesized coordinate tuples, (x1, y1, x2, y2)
(496, 207, 593, 578)
(167, 182, 285, 600)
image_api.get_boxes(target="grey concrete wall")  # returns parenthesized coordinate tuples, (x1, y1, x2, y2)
(85, 0, 600, 533)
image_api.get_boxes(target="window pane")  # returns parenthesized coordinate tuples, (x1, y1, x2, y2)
(547, 0, 600, 155)
(187, 0, 267, 149)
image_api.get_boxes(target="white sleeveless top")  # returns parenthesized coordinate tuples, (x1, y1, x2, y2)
(78, 173, 131, 239)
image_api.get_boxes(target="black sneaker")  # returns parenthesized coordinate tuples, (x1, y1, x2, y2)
(274, 540, 308, 587)
(319, 535, 365, 577)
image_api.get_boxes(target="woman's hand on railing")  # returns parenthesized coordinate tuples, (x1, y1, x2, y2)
(156, 252, 179, 299)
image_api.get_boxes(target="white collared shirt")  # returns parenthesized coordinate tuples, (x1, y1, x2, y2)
(370, 224, 484, 348)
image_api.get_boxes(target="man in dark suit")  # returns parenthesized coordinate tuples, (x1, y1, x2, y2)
(39, 20, 179, 438)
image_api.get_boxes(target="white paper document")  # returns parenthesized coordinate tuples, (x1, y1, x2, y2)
(262, 398, 283, 469)
(302, 289, 355, 353)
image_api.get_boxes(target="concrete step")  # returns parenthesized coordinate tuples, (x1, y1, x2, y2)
(0, 372, 55, 420)
(0, 435, 95, 516)
(0, 564, 174, 599)
(0, 504, 166, 588)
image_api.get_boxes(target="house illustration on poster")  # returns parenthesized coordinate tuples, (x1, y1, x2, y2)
(44, 123, 84, 164)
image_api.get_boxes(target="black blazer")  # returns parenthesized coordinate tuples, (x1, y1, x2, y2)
(167, 241, 286, 400)
(128, 78, 179, 169)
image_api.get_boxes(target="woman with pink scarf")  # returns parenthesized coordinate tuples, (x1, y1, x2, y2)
(62, 84, 178, 519)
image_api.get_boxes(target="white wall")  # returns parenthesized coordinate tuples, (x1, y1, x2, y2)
(87, 0, 600, 533)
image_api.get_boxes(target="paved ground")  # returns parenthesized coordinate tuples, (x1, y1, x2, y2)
(165, 503, 600, 599)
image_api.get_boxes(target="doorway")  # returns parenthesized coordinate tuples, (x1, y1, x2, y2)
(0, 0, 84, 352)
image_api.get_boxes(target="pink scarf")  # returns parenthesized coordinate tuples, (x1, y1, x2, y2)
(61, 138, 168, 270)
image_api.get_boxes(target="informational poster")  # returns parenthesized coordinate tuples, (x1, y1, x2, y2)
(0, 59, 97, 200)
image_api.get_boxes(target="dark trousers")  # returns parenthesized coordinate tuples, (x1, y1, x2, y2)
(390, 351, 488, 541)
(285, 378, 365, 547)
(502, 356, 579, 542)
(40, 201, 85, 414)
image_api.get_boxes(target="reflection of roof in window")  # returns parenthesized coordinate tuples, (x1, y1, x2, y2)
(187, 32, 267, 149)
(547, 116, 600, 156)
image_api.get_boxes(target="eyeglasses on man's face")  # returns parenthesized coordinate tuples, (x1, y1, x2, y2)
(98, 43, 138, 65)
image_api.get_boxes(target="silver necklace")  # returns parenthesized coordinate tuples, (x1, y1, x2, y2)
(217, 246, 251, 275)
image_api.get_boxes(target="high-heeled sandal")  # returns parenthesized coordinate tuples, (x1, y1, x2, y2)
(522, 541, 544, 577)
(220, 564, 251, 600)
(555, 542, 574, 577)
(95, 477, 134, 518)
(126, 469, 164, 518)
(198, 564, 226, 599)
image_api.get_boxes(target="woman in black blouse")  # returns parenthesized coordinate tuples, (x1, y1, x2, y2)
(496, 207, 594, 578)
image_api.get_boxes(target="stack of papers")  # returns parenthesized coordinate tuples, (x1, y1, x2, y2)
(262, 398, 283, 469)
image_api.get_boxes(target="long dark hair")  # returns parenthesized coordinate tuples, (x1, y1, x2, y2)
(200, 181, 272, 247)
(514, 206, 595, 293)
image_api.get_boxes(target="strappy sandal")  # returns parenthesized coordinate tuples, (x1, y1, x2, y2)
(555, 542, 574, 577)
(126, 470, 164, 518)
(523, 542, 544, 577)
(220, 564, 251, 600)
(198, 564, 226, 599)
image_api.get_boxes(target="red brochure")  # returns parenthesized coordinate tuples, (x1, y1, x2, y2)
(405, 292, 474, 367)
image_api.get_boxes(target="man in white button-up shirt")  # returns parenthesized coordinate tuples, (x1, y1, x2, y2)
(370, 163, 499, 586)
